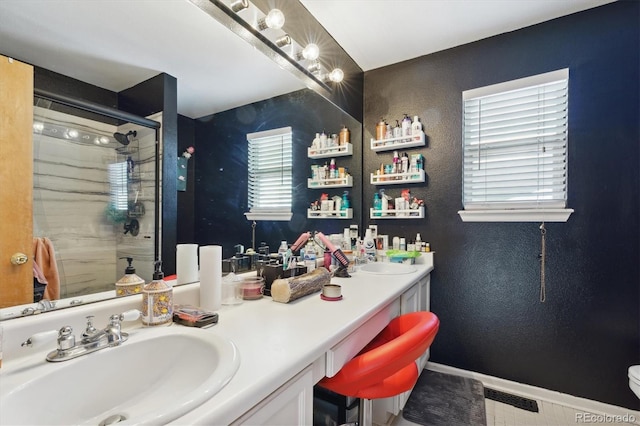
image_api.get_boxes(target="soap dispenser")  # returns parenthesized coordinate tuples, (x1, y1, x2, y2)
(115, 257, 145, 297)
(142, 260, 173, 327)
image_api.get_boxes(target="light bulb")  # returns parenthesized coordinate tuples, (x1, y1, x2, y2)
(329, 68, 344, 83)
(258, 9, 285, 30)
(302, 43, 320, 61)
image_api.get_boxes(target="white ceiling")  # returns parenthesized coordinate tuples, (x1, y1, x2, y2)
(0, 0, 614, 119)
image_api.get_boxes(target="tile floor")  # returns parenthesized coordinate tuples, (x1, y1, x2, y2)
(389, 398, 638, 426)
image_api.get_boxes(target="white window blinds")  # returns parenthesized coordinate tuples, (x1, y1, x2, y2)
(246, 127, 292, 220)
(462, 69, 570, 220)
(108, 162, 128, 211)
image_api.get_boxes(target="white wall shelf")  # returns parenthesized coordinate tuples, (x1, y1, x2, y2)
(308, 143, 352, 159)
(370, 169, 425, 185)
(307, 208, 353, 219)
(369, 206, 424, 219)
(307, 176, 353, 189)
(370, 132, 425, 152)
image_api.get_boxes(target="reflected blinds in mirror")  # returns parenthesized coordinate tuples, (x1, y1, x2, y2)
(247, 126, 292, 212)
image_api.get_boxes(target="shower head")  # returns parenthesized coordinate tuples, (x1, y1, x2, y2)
(113, 130, 137, 146)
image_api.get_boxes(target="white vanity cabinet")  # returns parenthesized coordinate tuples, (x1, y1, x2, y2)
(231, 366, 315, 425)
(372, 272, 431, 424)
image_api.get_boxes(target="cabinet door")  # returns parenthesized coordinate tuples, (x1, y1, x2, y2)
(0, 55, 33, 308)
(232, 367, 313, 425)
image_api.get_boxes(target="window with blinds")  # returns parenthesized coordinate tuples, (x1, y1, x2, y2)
(245, 126, 293, 221)
(460, 69, 573, 222)
(108, 162, 128, 211)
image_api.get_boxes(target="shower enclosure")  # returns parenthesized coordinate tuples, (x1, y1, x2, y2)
(32, 97, 159, 300)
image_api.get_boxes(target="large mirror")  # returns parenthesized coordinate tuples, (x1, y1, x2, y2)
(0, 0, 363, 319)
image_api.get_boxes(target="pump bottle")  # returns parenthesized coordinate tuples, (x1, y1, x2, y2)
(142, 261, 173, 327)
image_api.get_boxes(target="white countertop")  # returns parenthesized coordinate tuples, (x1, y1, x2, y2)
(0, 256, 433, 425)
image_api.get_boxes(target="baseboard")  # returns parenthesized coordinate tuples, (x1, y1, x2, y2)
(426, 362, 640, 425)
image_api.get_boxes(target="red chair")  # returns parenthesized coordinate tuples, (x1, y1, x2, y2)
(318, 311, 439, 425)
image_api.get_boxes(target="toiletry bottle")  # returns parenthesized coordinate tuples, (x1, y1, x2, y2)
(401, 153, 409, 174)
(363, 229, 376, 259)
(412, 115, 422, 141)
(329, 158, 336, 179)
(339, 126, 350, 145)
(379, 189, 388, 216)
(401, 114, 412, 141)
(115, 257, 145, 297)
(278, 241, 288, 257)
(392, 236, 400, 250)
(341, 191, 350, 210)
(392, 151, 400, 177)
(142, 261, 173, 327)
(399, 238, 407, 251)
(376, 118, 387, 141)
(415, 233, 422, 249)
(385, 123, 393, 140)
(373, 192, 382, 216)
(393, 120, 402, 139)
(319, 131, 327, 148)
(312, 132, 320, 149)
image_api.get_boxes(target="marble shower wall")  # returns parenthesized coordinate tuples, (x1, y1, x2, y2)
(33, 106, 156, 299)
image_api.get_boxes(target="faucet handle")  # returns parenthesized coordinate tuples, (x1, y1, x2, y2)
(21, 329, 57, 349)
(82, 315, 98, 339)
(110, 309, 142, 325)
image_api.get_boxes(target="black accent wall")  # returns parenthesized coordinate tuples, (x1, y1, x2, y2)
(193, 88, 362, 259)
(363, 2, 639, 409)
(119, 74, 179, 275)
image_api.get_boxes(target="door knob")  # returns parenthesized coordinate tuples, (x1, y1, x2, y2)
(11, 252, 28, 265)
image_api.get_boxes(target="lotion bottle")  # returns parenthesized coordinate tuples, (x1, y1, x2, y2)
(115, 257, 145, 297)
(142, 261, 173, 327)
(412, 116, 423, 141)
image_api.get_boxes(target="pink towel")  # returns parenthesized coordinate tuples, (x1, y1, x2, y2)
(33, 237, 60, 300)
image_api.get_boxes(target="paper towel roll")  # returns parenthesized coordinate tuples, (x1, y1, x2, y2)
(199, 245, 222, 310)
(176, 244, 199, 285)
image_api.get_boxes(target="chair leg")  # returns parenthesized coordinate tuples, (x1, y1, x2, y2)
(358, 398, 373, 426)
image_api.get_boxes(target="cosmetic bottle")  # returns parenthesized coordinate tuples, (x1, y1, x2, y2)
(278, 241, 288, 256)
(401, 114, 412, 141)
(312, 133, 320, 149)
(115, 257, 145, 297)
(341, 191, 350, 210)
(373, 192, 382, 217)
(321, 131, 328, 146)
(415, 233, 422, 248)
(363, 229, 376, 259)
(393, 120, 402, 139)
(379, 189, 388, 216)
(339, 126, 350, 145)
(329, 158, 336, 179)
(142, 261, 173, 327)
(376, 118, 387, 141)
(412, 116, 422, 141)
(401, 153, 409, 174)
(399, 238, 407, 251)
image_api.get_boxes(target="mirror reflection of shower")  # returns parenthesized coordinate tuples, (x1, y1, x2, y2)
(32, 102, 157, 300)
(113, 130, 137, 146)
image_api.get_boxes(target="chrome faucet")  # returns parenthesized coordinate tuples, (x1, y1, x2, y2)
(21, 309, 141, 362)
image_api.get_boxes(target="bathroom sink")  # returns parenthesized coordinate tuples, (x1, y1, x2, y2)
(359, 262, 417, 275)
(0, 326, 240, 425)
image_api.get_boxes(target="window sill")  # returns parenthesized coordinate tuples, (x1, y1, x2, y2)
(458, 208, 574, 223)
(244, 211, 292, 221)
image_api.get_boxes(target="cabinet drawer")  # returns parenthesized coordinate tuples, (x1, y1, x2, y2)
(325, 299, 400, 377)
